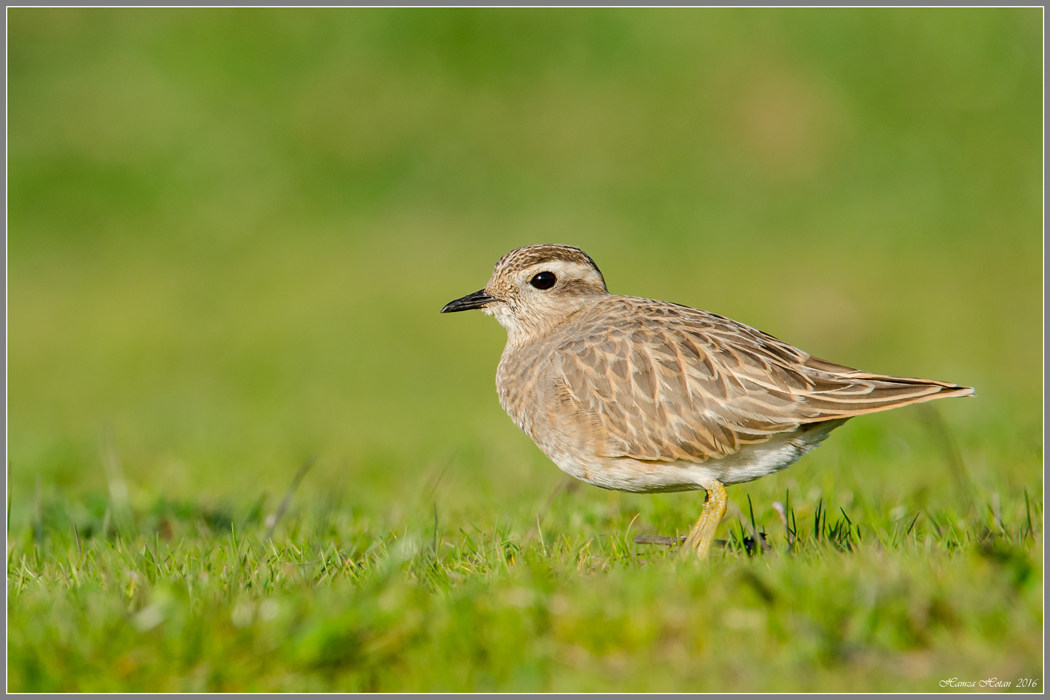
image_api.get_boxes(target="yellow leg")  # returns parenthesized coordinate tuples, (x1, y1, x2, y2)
(683, 481, 727, 559)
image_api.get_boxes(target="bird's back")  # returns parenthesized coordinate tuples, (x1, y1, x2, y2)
(498, 295, 973, 472)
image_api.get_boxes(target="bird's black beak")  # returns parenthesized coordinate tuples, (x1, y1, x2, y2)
(441, 289, 498, 313)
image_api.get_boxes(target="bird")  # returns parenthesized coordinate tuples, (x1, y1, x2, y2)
(441, 244, 974, 559)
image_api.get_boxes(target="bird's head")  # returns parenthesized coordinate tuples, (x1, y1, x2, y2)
(441, 244, 609, 342)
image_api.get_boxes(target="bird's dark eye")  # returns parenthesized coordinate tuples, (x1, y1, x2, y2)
(530, 271, 557, 290)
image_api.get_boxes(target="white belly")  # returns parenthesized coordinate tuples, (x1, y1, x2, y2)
(547, 420, 848, 494)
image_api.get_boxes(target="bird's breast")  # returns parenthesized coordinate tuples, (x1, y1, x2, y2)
(497, 341, 576, 450)
(495, 344, 540, 435)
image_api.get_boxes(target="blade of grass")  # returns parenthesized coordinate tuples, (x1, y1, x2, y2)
(1024, 489, 1033, 539)
(265, 456, 316, 540)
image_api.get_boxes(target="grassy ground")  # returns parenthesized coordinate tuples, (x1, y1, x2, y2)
(8, 8, 1043, 692)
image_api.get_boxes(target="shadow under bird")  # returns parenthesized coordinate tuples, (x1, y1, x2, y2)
(441, 244, 974, 559)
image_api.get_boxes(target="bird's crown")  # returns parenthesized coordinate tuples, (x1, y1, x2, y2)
(490, 244, 606, 290)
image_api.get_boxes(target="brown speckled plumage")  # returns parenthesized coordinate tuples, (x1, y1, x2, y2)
(442, 244, 974, 558)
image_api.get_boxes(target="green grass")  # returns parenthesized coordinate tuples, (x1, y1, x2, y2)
(7, 471, 1044, 691)
(7, 7, 1043, 692)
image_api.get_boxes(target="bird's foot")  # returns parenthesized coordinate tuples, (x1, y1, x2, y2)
(682, 481, 728, 559)
(633, 535, 686, 546)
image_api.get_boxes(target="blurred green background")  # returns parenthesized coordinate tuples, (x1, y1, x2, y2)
(9, 7, 1041, 541)
(7, 8, 1043, 692)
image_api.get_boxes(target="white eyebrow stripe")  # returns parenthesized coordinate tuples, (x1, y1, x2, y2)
(522, 259, 600, 281)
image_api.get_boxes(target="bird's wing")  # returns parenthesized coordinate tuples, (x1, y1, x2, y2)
(551, 297, 972, 463)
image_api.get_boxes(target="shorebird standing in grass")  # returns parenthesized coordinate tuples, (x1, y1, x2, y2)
(442, 244, 974, 559)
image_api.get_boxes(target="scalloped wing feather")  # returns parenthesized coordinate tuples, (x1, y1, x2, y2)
(551, 297, 973, 464)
